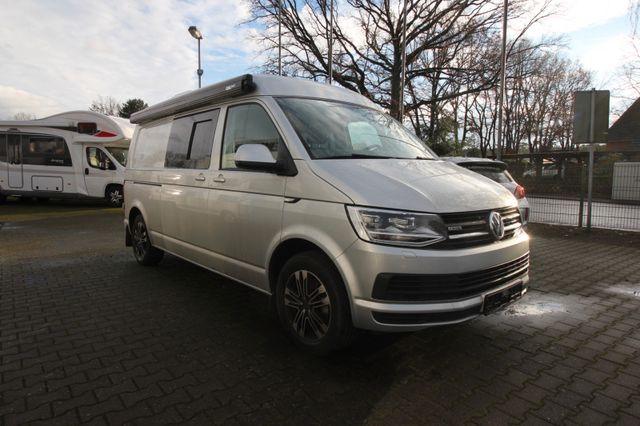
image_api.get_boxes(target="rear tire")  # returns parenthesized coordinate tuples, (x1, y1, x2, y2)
(131, 214, 164, 266)
(275, 251, 356, 355)
(106, 185, 124, 208)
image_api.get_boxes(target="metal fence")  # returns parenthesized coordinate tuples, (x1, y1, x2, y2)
(501, 151, 640, 232)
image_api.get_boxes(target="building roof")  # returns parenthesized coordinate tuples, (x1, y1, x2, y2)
(608, 97, 640, 143)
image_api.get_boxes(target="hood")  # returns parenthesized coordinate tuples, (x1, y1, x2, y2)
(309, 159, 517, 213)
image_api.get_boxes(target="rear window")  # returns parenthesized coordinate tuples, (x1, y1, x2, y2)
(466, 166, 513, 184)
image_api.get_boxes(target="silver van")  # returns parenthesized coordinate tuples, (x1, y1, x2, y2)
(125, 74, 529, 353)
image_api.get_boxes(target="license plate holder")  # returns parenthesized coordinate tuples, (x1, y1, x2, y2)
(483, 282, 524, 314)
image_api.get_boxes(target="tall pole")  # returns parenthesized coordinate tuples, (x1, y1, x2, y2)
(197, 38, 202, 88)
(328, 0, 334, 84)
(188, 26, 203, 88)
(587, 88, 596, 230)
(496, 0, 507, 160)
(398, 0, 408, 120)
(278, 0, 282, 76)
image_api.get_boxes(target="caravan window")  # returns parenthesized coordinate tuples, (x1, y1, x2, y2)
(22, 134, 72, 167)
(165, 109, 219, 169)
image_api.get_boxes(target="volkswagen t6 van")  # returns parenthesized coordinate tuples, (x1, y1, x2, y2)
(125, 74, 529, 353)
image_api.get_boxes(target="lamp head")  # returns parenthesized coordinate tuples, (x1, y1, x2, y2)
(188, 26, 203, 40)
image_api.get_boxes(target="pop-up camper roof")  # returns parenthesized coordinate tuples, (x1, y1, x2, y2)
(0, 110, 134, 145)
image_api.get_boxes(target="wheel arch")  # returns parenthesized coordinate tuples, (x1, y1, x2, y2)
(125, 202, 147, 247)
(267, 237, 354, 306)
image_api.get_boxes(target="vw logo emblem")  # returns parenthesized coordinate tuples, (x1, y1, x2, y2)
(489, 211, 505, 240)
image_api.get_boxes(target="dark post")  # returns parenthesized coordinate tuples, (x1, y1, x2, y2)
(586, 88, 595, 230)
(197, 38, 203, 88)
(578, 160, 586, 228)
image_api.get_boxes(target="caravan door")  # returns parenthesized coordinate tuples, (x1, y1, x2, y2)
(83, 146, 116, 198)
(7, 134, 23, 188)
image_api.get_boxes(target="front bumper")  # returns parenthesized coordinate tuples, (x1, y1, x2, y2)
(335, 231, 530, 331)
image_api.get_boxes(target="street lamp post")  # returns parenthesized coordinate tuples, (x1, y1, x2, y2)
(188, 26, 204, 88)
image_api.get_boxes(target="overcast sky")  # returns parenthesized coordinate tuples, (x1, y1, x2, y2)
(0, 0, 634, 120)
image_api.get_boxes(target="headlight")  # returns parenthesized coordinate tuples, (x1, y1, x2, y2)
(346, 206, 447, 247)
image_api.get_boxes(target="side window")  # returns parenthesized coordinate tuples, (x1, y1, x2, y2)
(221, 104, 282, 169)
(87, 147, 116, 170)
(0, 134, 6, 162)
(132, 122, 172, 169)
(22, 135, 72, 166)
(165, 109, 219, 169)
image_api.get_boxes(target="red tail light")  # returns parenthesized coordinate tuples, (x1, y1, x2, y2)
(94, 131, 117, 137)
(514, 185, 526, 199)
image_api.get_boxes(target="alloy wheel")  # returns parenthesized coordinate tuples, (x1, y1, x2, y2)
(283, 269, 332, 342)
(132, 219, 149, 261)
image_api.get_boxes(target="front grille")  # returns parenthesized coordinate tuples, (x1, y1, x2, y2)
(434, 206, 522, 249)
(372, 306, 481, 325)
(372, 253, 529, 302)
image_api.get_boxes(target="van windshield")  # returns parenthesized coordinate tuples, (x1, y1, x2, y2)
(276, 98, 436, 160)
(106, 147, 128, 166)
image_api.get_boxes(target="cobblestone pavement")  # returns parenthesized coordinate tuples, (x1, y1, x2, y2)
(1, 207, 639, 425)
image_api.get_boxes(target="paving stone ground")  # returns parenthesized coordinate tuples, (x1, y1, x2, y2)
(1, 204, 639, 425)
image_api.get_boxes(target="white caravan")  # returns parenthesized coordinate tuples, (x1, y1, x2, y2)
(0, 111, 133, 206)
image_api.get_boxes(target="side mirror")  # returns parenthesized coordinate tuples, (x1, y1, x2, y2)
(235, 144, 277, 170)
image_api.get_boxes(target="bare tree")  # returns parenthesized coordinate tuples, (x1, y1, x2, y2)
(89, 96, 120, 116)
(465, 41, 591, 156)
(247, 0, 553, 122)
(618, 1, 640, 100)
(12, 112, 37, 120)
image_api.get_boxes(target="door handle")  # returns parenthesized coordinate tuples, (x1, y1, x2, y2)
(213, 174, 226, 183)
(85, 168, 89, 175)
(195, 174, 206, 182)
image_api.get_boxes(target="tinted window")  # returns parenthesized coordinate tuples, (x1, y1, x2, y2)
(22, 134, 72, 166)
(87, 147, 116, 170)
(0, 134, 5, 162)
(165, 109, 219, 169)
(466, 166, 513, 184)
(221, 104, 282, 169)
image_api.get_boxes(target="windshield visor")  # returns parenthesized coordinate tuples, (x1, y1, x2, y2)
(276, 98, 436, 160)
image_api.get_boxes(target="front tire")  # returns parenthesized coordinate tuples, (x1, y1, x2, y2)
(275, 251, 356, 354)
(106, 185, 124, 208)
(131, 214, 164, 266)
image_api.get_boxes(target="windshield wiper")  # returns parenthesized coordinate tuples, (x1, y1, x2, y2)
(320, 154, 398, 159)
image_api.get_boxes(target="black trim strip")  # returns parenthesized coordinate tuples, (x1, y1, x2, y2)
(132, 181, 162, 187)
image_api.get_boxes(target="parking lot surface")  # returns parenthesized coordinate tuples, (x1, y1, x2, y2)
(1, 204, 639, 425)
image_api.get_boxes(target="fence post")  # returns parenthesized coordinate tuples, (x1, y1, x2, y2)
(586, 89, 596, 231)
(578, 161, 586, 228)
